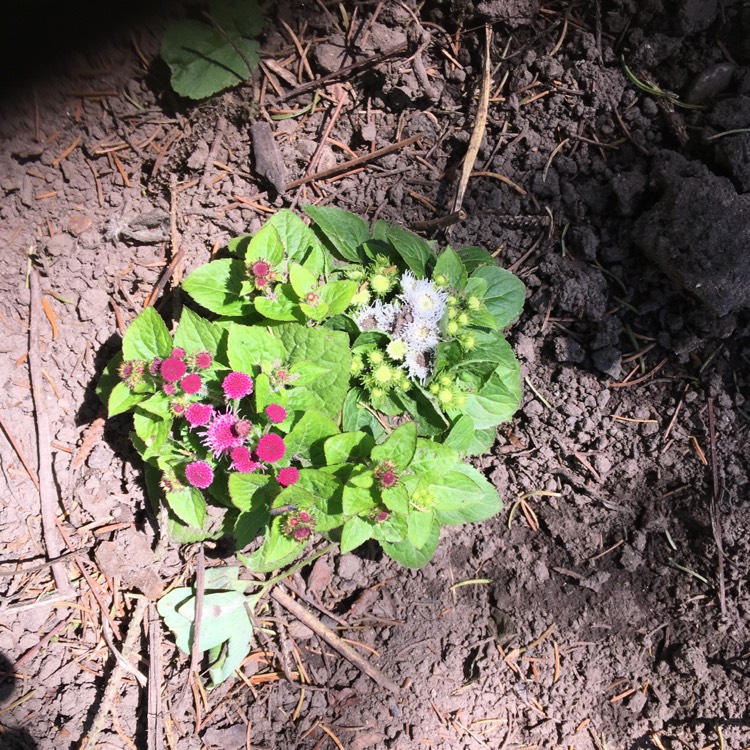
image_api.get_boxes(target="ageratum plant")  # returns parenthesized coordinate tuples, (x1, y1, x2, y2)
(98, 207, 524, 573)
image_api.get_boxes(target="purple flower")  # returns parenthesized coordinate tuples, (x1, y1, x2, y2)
(161, 357, 186, 383)
(277, 467, 299, 487)
(256, 433, 286, 463)
(185, 403, 213, 428)
(230, 446, 259, 473)
(185, 461, 213, 489)
(201, 409, 246, 457)
(265, 404, 287, 424)
(180, 373, 202, 394)
(222, 371, 254, 400)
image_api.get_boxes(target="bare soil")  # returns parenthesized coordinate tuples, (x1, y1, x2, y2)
(1, 1, 749, 749)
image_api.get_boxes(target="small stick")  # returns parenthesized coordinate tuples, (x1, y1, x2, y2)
(0, 549, 83, 578)
(410, 209, 466, 232)
(452, 24, 492, 213)
(280, 43, 409, 101)
(707, 398, 727, 618)
(285, 133, 422, 189)
(271, 585, 401, 693)
(29, 268, 72, 596)
(0, 413, 40, 490)
(147, 602, 165, 750)
(187, 547, 206, 680)
(199, 114, 227, 190)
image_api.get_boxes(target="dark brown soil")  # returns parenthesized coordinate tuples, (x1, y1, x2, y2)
(1, 1, 749, 749)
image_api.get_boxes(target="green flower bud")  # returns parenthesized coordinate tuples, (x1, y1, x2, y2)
(386, 339, 407, 361)
(461, 333, 477, 351)
(457, 312, 469, 327)
(438, 388, 454, 405)
(446, 320, 459, 335)
(368, 349, 385, 366)
(467, 295, 481, 310)
(373, 364, 394, 384)
(434, 274, 448, 287)
(371, 274, 391, 295)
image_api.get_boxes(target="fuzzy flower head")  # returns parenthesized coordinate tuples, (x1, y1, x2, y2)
(190, 351, 212, 370)
(180, 373, 203, 395)
(399, 273, 448, 323)
(256, 433, 286, 463)
(185, 461, 214, 489)
(251, 260, 270, 277)
(277, 466, 300, 487)
(171, 347, 186, 359)
(230, 446, 259, 473)
(161, 357, 186, 383)
(265, 404, 287, 424)
(403, 349, 430, 384)
(404, 319, 440, 352)
(185, 402, 213, 428)
(222, 371, 254, 400)
(375, 461, 399, 490)
(201, 409, 247, 457)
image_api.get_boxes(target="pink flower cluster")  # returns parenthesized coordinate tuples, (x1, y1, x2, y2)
(249, 258, 278, 290)
(119, 347, 213, 401)
(283, 509, 315, 540)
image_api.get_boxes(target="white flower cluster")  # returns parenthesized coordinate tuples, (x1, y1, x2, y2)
(355, 272, 447, 383)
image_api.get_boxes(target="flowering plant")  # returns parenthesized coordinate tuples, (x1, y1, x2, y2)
(97, 207, 524, 572)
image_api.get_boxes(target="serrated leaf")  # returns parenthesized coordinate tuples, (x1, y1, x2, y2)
(470, 265, 526, 329)
(248, 516, 306, 572)
(289, 262, 318, 297)
(265, 209, 318, 263)
(274, 324, 351, 419)
(108, 382, 147, 417)
(319, 280, 357, 315)
(245, 221, 284, 265)
(299, 300, 329, 320)
(465, 426, 497, 456)
(324, 431, 374, 464)
(409, 439, 459, 483)
(174, 307, 223, 355)
(343, 483, 376, 516)
(456, 245, 495, 273)
(340, 516, 373, 553)
(210, 0, 264, 39)
(297, 469, 344, 531)
(431, 464, 502, 525)
(183, 259, 255, 317)
(342, 387, 387, 440)
(304, 205, 369, 262)
(444, 415, 475, 455)
(382, 520, 440, 568)
(255, 290, 301, 322)
(227, 324, 284, 373)
(386, 224, 433, 276)
(371, 511, 408, 544)
(464, 361, 522, 429)
(407, 509, 434, 548)
(122, 307, 172, 361)
(382, 484, 408, 514)
(166, 486, 207, 529)
(228, 472, 272, 511)
(288, 361, 328, 386)
(433, 246, 468, 288)
(371, 421, 417, 471)
(133, 408, 172, 461)
(285, 410, 339, 466)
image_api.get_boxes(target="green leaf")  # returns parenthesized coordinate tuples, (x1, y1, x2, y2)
(285, 410, 339, 466)
(248, 516, 305, 572)
(299, 300, 329, 321)
(466, 426, 497, 456)
(444, 415, 475, 455)
(324, 431, 375, 464)
(431, 464, 502, 525)
(433, 246, 468, 288)
(371, 512, 408, 544)
(275, 324, 351, 419)
(319, 280, 357, 315)
(382, 520, 440, 568)
(210, 0, 264, 41)
(342, 387, 387, 440)
(297, 469, 343, 531)
(340, 516, 373, 553)
(122, 307, 172, 361)
(304, 205, 369, 262)
(288, 361, 328, 386)
(166, 486, 207, 529)
(228, 473, 272, 511)
(108, 382, 147, 417)
(183, 259, 255, 317)
(382, 485, 409, 514)
(245, 221, 285, 265)
(133, 408, 172, 461)
(289, 262, 318, 297)
(386, 224, 433, 276)
(265, 209, 318, 263)
(407, 509, 434, 548)
(227, 324, 284, 373)
(343, 483, 376, 516)
(371, 421, 417, 471)
(470, 265, 526, 329)
(409, 439, 459, 484)
(161, 19, 260, 100)
(255, 288, 301, 322)
(456, 245, 495, 273)
(464, 361, 522, 429)
(174, 307, 223, 355)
